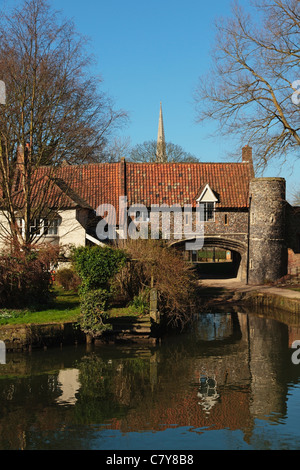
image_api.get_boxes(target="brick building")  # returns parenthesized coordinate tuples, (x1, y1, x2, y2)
(0, 104, 299, 285)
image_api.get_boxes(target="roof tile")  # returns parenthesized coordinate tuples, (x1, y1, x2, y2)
(1, 161, 253, 218)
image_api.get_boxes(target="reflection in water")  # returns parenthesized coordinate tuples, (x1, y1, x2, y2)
(198, 374, 219, 414)
(0, 308, 300, 450)
(56, 369, 80, 406)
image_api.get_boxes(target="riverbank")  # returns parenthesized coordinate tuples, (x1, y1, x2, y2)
(199, 278, 300, 314)
(0, 314, 155, 352)
(0, 287, 155, 352)
(1, 278, 300, 352)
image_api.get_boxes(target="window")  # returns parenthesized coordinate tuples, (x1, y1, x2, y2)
(16, 217, 24, 234)
(185, 213, 190, 225)
(18, 217, 59, 237)
(224, 214, 228, 226)
(135, 210, 150, 222)
(202, 202, 215, 222)
(196, 184, 217, 222)
(44, 218, 59, 236)
(30, 219, 41, 235)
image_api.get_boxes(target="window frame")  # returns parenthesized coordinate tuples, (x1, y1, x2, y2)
(196, 184, 218, 223)
(44, 218, 59, 236)
(17, 217, 60, 237)
(201, 201, 215, 222)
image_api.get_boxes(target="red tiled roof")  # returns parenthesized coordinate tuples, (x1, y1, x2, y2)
(57, 162, 121, 212)
(125, 162, 252, 209)
(1, 160, 253, 213)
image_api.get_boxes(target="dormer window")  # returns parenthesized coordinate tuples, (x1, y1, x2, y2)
(196, 184, 218, 222)
(203, 202, 215, 222)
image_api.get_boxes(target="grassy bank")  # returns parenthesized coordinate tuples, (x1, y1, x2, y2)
(0, 287, 144, 326)
(0, 287, 81, 326)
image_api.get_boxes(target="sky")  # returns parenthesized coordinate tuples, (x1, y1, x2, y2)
(2, 0, 300, 200)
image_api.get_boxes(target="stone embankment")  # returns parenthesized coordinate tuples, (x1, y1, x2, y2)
(199, 278, 300, 314)
(0, 322, 85, 352)
(90, 315, 156, 346)
(0, 315, 156, 353)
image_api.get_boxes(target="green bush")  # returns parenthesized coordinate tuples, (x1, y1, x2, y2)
(72, 245, 127, 291)
(72, 246, 127, 337)
(79, 289, 111, 335)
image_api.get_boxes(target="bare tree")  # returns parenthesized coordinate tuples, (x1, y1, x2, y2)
(194, 0, 300, 170)
(292, 189, 300, 205)
(129, 140, 199, 163)
(103, 136, 132, 162)
(0, 0, 128, 247)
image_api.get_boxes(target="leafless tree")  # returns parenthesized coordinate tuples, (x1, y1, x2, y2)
(194, 0, 300, 170)
(103, 136, 132, 162)
(129, 140, 199, 163)
(292, 189, 300, 205)
(0, 0, 128, 247)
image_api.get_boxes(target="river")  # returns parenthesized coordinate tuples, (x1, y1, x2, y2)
(1, 306, 300, 450)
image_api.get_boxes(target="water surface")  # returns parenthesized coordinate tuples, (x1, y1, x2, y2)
(1, 308, 300, 450)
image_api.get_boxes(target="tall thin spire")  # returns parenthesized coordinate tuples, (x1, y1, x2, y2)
(156, 102, 166, 162)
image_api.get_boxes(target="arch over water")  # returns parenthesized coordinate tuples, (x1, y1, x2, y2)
(170, 236, 248, 281)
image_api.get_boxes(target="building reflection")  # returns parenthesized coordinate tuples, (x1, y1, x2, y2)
(55, 369, 80, 406)
(1, 307, 300, 449)
(96, 309, 296, 444)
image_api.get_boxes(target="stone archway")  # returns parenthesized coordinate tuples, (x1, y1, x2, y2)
(170, 237, 248, 282)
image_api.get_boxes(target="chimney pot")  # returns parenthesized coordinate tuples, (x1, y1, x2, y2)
(242, 145, 252, 163)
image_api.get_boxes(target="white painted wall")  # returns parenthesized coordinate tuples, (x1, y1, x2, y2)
(58, 209, 86, 247)
(0, 208, 87, 253)
(0, 212, 12, 251)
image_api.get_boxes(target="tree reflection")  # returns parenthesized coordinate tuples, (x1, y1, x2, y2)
(0, 308, 300, 449)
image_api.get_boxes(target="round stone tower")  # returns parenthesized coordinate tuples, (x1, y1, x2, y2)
(248, 177, 287, 285)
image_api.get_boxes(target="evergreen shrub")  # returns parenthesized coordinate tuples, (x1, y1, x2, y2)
(79, 288, 111, 335)
(72, 246, 127, 336)
(72, 245, 127, 292)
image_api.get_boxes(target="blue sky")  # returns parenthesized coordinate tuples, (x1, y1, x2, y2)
(3, 0, 300, 200)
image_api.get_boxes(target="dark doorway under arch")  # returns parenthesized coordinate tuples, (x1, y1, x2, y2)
(170, 237, 247, 281)
(193, 249, 242, 279)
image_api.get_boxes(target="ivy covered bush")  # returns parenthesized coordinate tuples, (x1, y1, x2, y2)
(72, 245, 127, 336)
(79, 289, 111, 335)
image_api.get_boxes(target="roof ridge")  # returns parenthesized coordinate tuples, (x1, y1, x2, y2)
(125, 161, 249, 165)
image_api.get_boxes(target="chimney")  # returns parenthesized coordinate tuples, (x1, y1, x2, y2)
(242, 145, 252, 163)
(156, 102, 166, 162)
(242, 145, 255, 177)
(17, 143, 30, 169)
(17, 145, 24, 168)
(15, 145, 26, 191)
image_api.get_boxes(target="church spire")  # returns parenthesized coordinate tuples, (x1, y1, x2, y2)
(156, 102, 166, 162)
